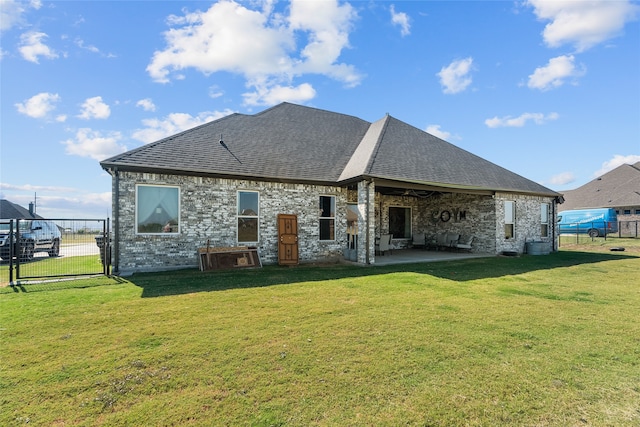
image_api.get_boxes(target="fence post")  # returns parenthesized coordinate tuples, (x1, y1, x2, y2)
(15, 219, 20, 280)
(8, 220, 14, 284)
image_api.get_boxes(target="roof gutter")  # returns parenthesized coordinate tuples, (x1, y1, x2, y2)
(359, 175, 560, 198)
(98, 163, 347, 190)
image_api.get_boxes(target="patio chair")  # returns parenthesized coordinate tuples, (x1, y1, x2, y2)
(375, 234, 392, 256)
(411, 233, 425, 249)
(455, 235, 474, 252)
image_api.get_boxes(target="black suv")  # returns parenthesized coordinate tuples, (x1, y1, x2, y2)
(0, 219, 61, 261)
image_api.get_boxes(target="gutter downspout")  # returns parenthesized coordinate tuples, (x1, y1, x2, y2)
(113, 167, 120, 274)
(553, 197, 559, 253)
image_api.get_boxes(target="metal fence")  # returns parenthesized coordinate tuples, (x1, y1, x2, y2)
(618, 220, 639, 238)
(558, 220, 638, 246)
(0, 218, 110, 286)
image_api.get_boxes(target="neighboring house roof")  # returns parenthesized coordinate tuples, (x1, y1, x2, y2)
(0, 199, 42, 219)
(101, 102, 559, 197)
(560, 162, 640, 211)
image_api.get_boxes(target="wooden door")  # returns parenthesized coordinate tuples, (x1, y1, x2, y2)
(278, 214, 299, 265)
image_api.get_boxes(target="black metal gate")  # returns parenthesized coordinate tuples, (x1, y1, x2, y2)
(0, 218, 110, 285)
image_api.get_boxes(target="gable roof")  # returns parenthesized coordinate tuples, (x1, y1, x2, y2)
(560, 162, 640, 211)
(101, 102, 559, 197)
(0, 199, 42, 219)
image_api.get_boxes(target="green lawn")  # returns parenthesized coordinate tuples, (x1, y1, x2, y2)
(1, 249, 639, 426)
(0, 255, 105, 285)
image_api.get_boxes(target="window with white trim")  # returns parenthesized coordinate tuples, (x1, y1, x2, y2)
(541, 203, 550, 237)
(136, 185, 180, 234)
(238, 191, 259, 243)
(319, 196, 335, 241)
(504, 201, 515, 239)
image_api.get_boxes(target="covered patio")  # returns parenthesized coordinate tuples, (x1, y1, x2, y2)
(368, 248, 493, 266)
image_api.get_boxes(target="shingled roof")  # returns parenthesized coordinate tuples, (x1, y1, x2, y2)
(101, 102, 559, 197)
(0, 199, 41, 220)
(560, 162, 640, 211)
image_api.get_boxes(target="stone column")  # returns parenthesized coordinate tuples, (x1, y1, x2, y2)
(357, 179, 376, 264)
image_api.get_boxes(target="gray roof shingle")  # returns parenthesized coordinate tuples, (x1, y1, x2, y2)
(102, 103, 369, 183)
(101, 102, 559, 197)
(560, 162, 640, 210)
(0, 199, 42, 219)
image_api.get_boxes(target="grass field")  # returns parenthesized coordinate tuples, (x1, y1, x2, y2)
(1, 247, 639, 426)
(0, 255, 104, 286)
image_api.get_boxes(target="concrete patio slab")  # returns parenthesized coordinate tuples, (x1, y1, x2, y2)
(371, 249, 494, 266)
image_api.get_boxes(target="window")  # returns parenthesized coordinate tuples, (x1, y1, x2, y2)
(389, 207, 411, 239)
(624, 209, 631, 215)
(504, 201, 515, 239)
(541, 203, 550, 237)
(319, 196, 335, 240)
(136, 185, 180, 234)
(635, 209, 640, 215)
(238, 191, 259, 243)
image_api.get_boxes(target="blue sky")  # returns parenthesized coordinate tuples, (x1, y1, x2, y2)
(1, 0, 639, 219)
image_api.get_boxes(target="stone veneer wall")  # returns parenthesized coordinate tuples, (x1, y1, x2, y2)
(112, 171, 559, 273)
(494, 192, 557, 254)
(374, 192, 497, 254)
(114, 171, 348, 274)
(374, 191, 557, 255)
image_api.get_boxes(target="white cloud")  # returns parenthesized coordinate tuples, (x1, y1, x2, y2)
(18, 31, 58, 63)
(147, 0, 361, 106)
(136, 98, 156, 112)
(1, 0, 41, 33)
(548, 172, 576, 186)
(78, 96, 111, 120)
(0, 182, 78, 193)
(34, 192, 113, 219)
(0, 182, 111, 219)
(15, 92, 60, 118)
(131, 110, 234, 144)
(528, 55, 585, 91)
(209, 85, 224, 99)
(289, 0, 361, 85)
(594, 154, 640, 177)
(437, 57, 473, 94)
(425, 124, 452, 141)
(527, 0, 640, 52)
(390, 4, 410, 37)
(74, 38, 99, 53)
(243, 81, 316, 106)
(62, 128, 126, 161)
(485, 112, 559, 128)
(74, 37, 116, 58)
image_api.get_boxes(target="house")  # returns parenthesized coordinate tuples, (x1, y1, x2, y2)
(560, 162, 640, 220)
(0, 199, 42, 220)
(100, 103, 561, 275)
